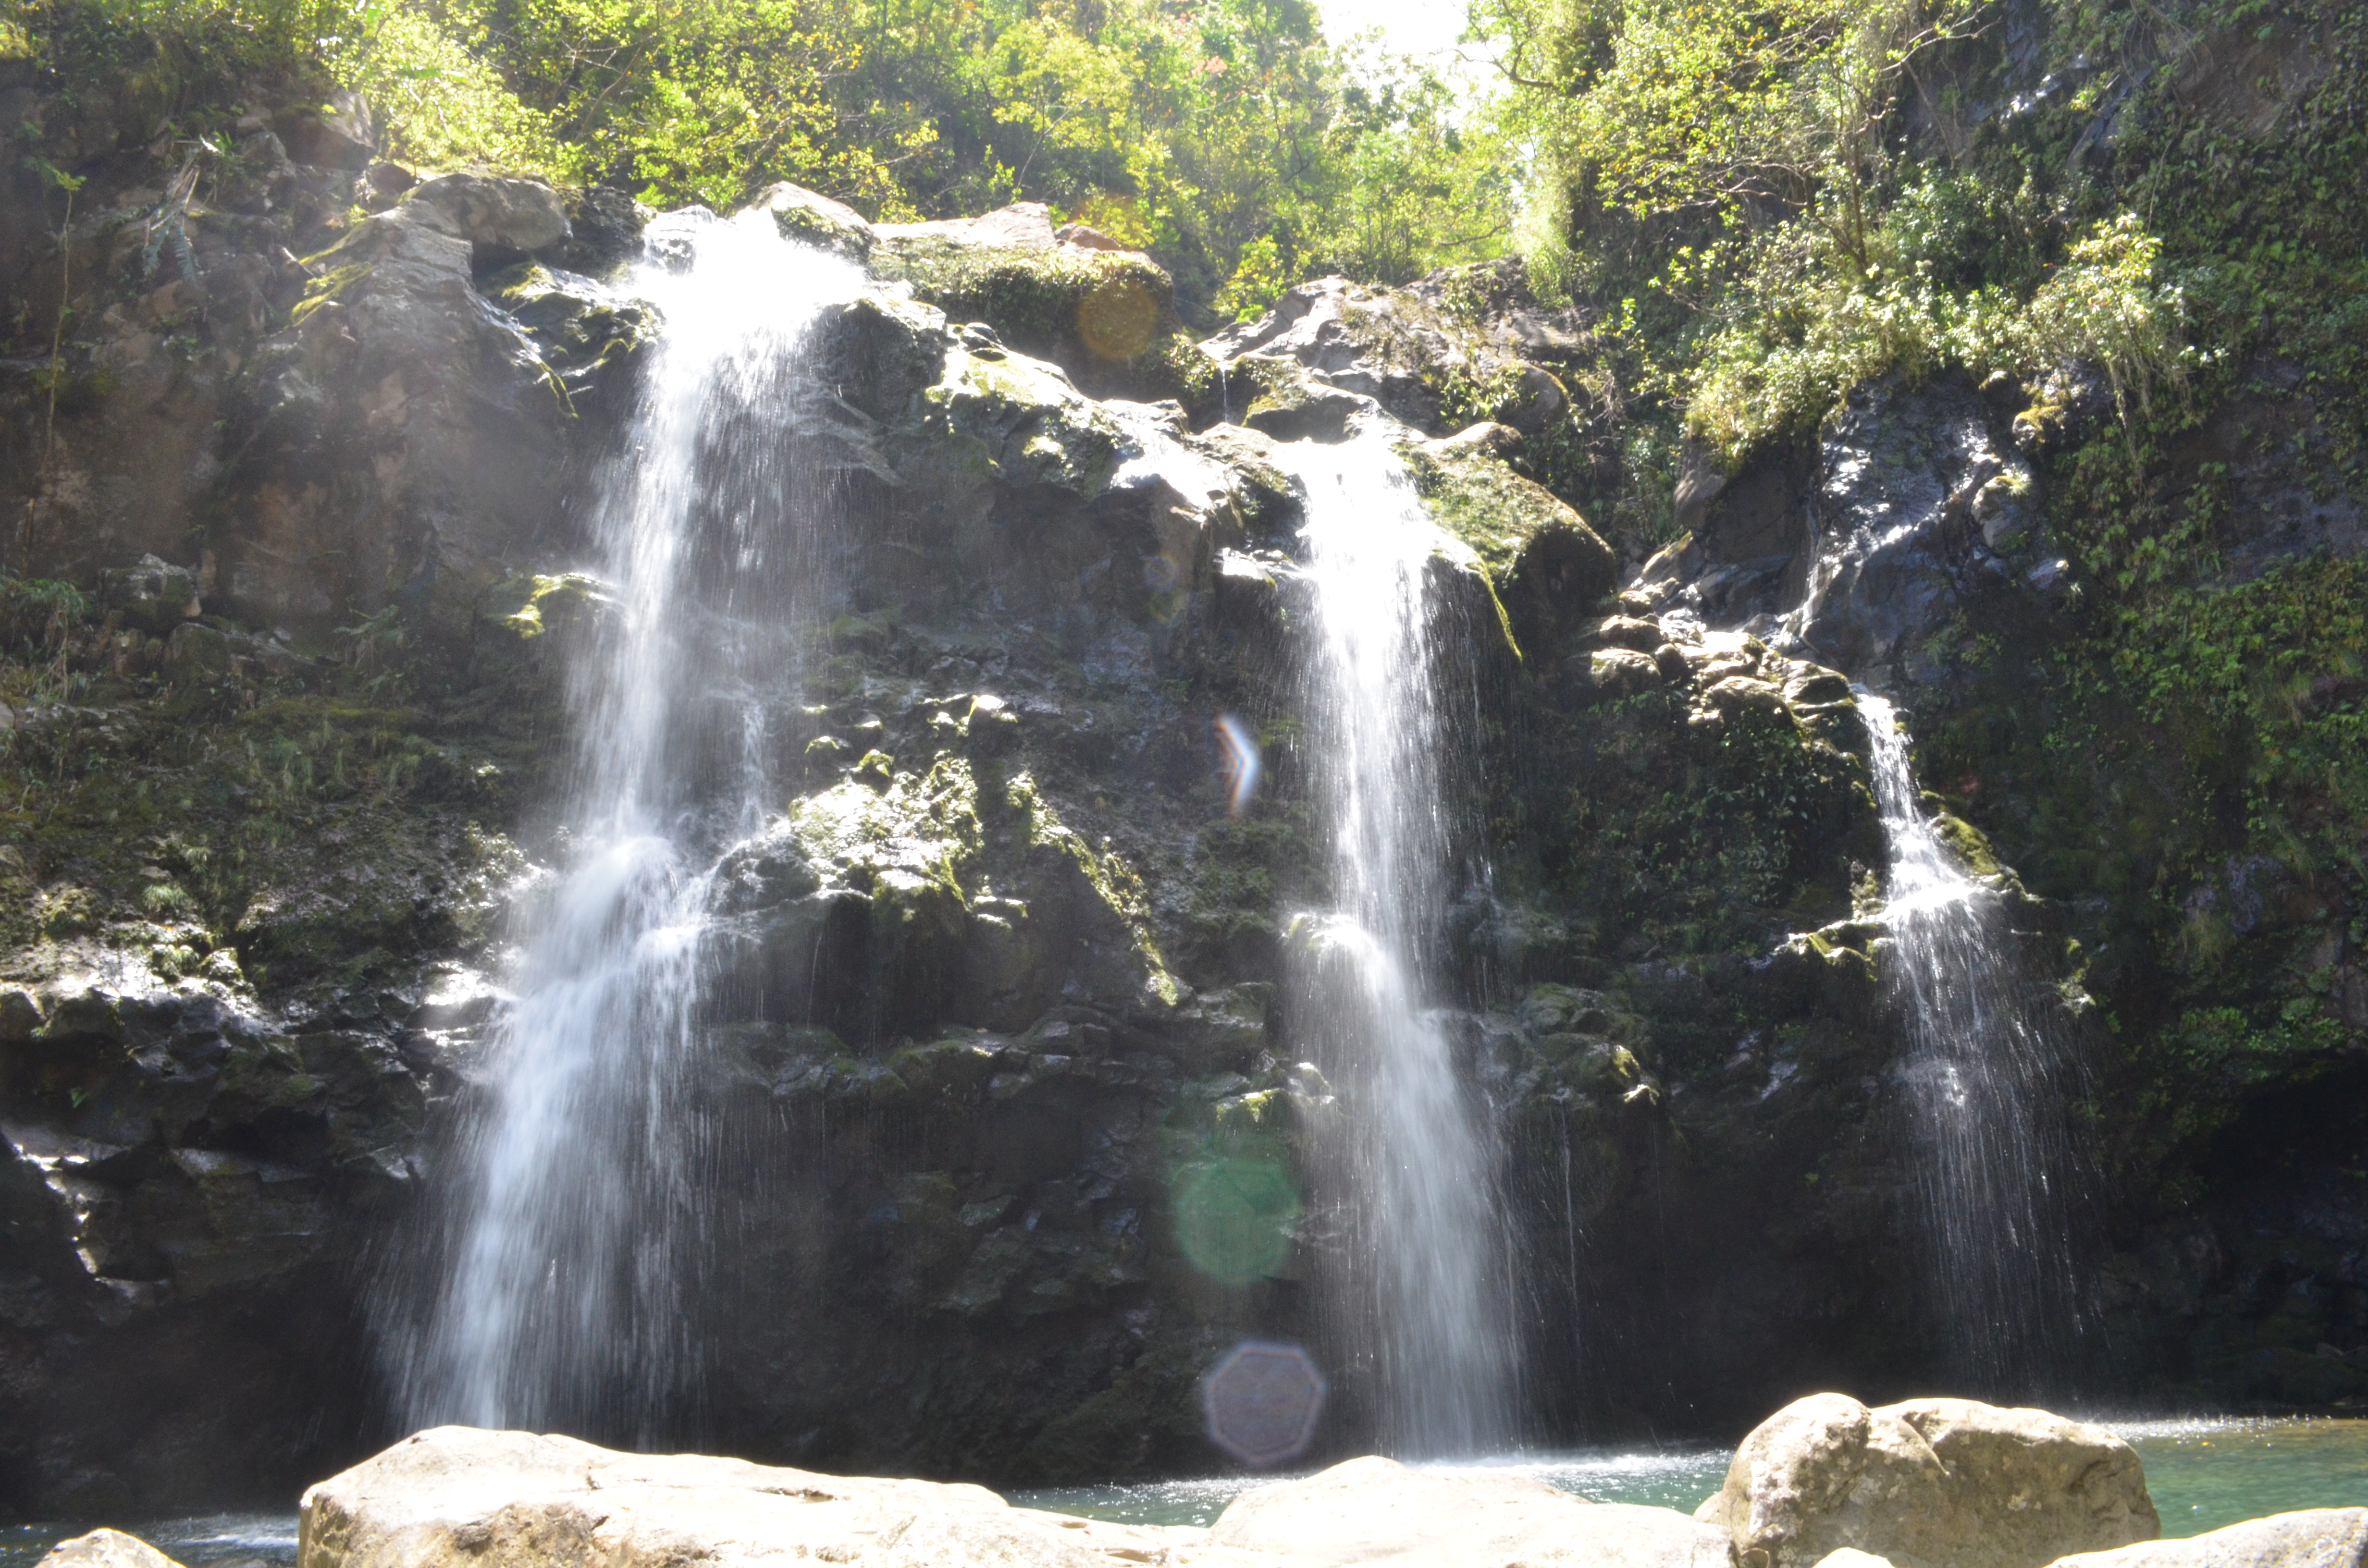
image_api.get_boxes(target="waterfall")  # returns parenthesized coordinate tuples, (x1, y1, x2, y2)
(388, 209, 861, 1435)
(1276, 430, 1514, 1455)
(1857, 691, 2086, 1389)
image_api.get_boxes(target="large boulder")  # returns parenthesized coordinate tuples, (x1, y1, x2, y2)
(870, 202, 1198, 403)
(758, 180, 874, 260)
(404, 174, 571, 262)
(1201, 260, 1603, 454)
(298, 1426, 1196, 1568)
(1209, 1454, 1739, 1568)
(1693, 1394, 2158, 1568)
(2047, 1510, 2368, 1568)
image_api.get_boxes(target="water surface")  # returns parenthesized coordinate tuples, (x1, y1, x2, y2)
(1010, 1417, 2368, 1534)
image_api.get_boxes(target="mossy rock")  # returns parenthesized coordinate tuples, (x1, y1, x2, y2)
(757, 181, 874, 262)
(1933, 810, 2005, 879)
(1404, 430, 1616, 655)
(481, 571, 610, 643)
(873, 237, 1203, 404)
(489, 264, 657, 409)
(923, 347, 1122, 498)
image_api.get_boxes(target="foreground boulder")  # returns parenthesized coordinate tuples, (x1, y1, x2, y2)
(302, 1430, 1748, 1568)
(2047, 1511, 2368, 1568)
(1209, 1453, 1737, 1567)
(35, 1534, 185, 1568)
(299, 1426, 1200, 1568)
(1693, 1394, 2158, 1568)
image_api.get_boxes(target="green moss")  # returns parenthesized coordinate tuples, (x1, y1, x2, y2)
(925, 349, 1121, 495)
(1931, 811, 2003, 879)
(1404, 443, 1553, 580)
(288, 262, 373, 327)
(1004, 770, 1178, 1004)
(1221, 353, 1317, 427)
(483, 572, 609, 641)
(790, 756, 982, 900)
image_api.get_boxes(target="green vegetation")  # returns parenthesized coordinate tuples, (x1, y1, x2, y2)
(6, 0, 1514, 317)
(1477, 0, 2366, 1189)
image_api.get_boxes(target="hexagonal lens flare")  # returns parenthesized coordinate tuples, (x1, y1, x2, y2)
(1201, 1339, 1327, 1467)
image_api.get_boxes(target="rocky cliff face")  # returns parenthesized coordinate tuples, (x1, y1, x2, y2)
(0, 54, 2361, 1521)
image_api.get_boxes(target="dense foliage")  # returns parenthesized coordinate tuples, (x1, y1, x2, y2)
(0, 0, 1515, 317)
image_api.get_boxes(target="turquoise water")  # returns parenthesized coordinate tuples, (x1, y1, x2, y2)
(2115, 1419, 2368, 1536)
(5, 1419, 2360, 1566)
(1009, 1418, 2368, 1535)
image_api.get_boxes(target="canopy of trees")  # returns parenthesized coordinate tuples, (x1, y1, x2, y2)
(3, 0, 1517, 319)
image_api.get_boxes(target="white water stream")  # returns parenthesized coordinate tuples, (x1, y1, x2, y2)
(1277, 430, 1513, 1455)
(1857, 691, 2085, 1386)
(389, 211, 861, 1433)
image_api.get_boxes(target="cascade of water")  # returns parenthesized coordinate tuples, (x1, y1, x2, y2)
(1856, 691, 2085, 1389)
(1275, 430, 1513, 1455)
(388, 209, 862, 1435)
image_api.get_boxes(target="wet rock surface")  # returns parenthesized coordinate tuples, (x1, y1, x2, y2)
(1636, 374, 2049, 686)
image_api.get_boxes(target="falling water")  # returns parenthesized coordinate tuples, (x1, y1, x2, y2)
(1277, 429, 1513, 1455)
(388, 209, 861, 1434)
(1857, 691, 2085, 1389)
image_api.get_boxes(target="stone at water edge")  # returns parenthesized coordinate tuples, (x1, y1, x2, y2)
(35, 1531, 186, 1568)
(2045, 1511, 2368, 1568)
(296, 1425, 1200, 1568)
(1208, 1454, 1739, 1567)
(1693, 1394, 2158, 1568)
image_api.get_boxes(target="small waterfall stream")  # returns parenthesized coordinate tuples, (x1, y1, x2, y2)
(1857, 691, 2085, 1387)
(390, 211, 861, 1433)
(1276, 430, 1513, 1455)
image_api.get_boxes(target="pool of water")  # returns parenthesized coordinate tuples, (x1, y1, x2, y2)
(1009, 1444, 1731, 1528)
(2115, 1419, 2368, 1536)
(6, 1419, 2360, 1565)
(1010, 1417, 2368, 1535)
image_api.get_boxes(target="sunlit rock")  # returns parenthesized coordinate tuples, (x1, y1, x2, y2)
(34, 1531, 184, 1568)
(2046, 1509, 2368, 1568)
(404, 174, 571, 262)
(298, 1427, 1195, 1568)
(1694, 1394, 2158, 1568)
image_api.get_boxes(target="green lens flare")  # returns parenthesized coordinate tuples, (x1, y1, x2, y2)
(1171, 1156, 1300, 1286)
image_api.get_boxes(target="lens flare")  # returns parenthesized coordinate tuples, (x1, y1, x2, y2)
(1172, 1154, 1298, 1285)
(1215, 713, 1261, 816)
(1201, 1340, 1327, 1467)
(1077, 274, 1160, 359)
